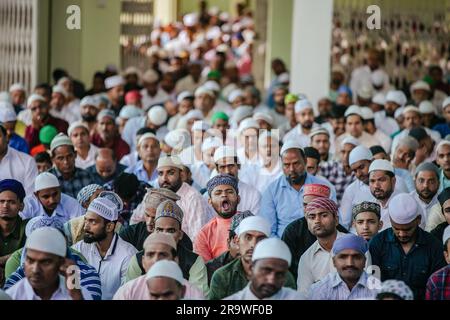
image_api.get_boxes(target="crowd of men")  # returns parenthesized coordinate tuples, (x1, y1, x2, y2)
(0, 6, 450, 301)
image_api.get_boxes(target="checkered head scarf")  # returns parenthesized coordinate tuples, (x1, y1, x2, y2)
(207, 174, 239, 196)
(305, 197, 338, 216)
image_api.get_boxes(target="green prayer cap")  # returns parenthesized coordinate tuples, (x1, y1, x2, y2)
(211, 111, 229, 124)
(285, 93, 299, 105)
(39, 125, 58, 145)
(207, 70, 221, 80)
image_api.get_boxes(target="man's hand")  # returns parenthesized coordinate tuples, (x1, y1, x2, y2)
(59, 258, 83, 300)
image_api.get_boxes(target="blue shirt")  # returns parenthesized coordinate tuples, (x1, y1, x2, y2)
(9, 133, 29, 154)
(369, 227, 446, 300)
(260, 173, 337, 238)
(125, 160, 158, 185)
(394, 168, 415, 193)
(433, 123, 450, 139)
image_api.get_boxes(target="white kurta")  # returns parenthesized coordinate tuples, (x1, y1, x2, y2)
(0, 147, 38, 196)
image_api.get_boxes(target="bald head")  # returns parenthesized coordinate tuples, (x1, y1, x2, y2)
(95, 148, 117, 180)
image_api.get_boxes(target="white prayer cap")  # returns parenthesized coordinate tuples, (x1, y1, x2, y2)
(25, 227, 67, 258)
(410, 80, 430, 93)
(394, 107, 404, 119)
(0, 107, 17, 122)
(258, 131, 280, 146)
(142, 69, 159, 83)
(309, 127, 330, 139)
(183, 109, 204, 123)
(216, 44, 229, 53)
(238, 118, 259, 134)
(80, 96, 99, 108)
(87, 197, 119, 221)
(0, 92, 10, 102)
(206, 26, 222, 40)
(360, 107, 375, 120)
(442, 96, 450, 110)
(418, 101, 436, 115)
(252, 238, 292, 266)
(371, 69, 387, 87)
(138, 132, 159, 146)
(253, 112, 274, 126)
(388, 193, 419, 225)
(203, 81, 221, 93)
(176, 91, 194, 104)
(192, 120, 210, 132)
(34, 172, 60, 192)
(27, 94, 46, 107)
(280, 140, 303, 156)
(294, 99, 313, 113)
(436, 139, 450, 152)
(344, 105, 363, 118)
(278, 72, 290, 84)
(164, 129, 191, 149)
(52, 85, 68, 98)
(372, 92, 386, 105)
(57, 77, 71, 86)
(349, 145, 372, 166)
(228, 89, 244, 103)
(443, 225, 450, 245)
(237, 216, 271, 237)
(50, 133, 73, 153)
(202, 136, 223, 152)
(214, 146, 237, 163)
(146, 260, 184, 285)
(341, 136, 360, 148)
(68, 121, 89, 136)
(357, 85, 373, 99)
(183, 13, 198, 27)
(147, 106, 168, 126)
(369, 159, 394, 174)
(386, 90, 407, 107)
(119, 105, 143, 120)
(105, 75, 125, 90)
(157, 155, 185, 171)
(402, 105, 421, 115)
(194, 86, 215, 98)
(9, 83, 25, 93)
(232, 106, 253, 124)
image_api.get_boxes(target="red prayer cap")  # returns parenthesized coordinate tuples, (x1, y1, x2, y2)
(303, 184, 330, 198)
(125, 90, 142, 104)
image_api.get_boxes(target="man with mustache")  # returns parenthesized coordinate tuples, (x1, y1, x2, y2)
(79, 96, 100, 136)
(282, 99, 320, 147)
(72, 197, 138, 300)
(20, 172, 84, 223)
(208, 216, 296, 299)
(370, 193, 446, 299)
(260, 140, 336, 238)
(224, 238, 302, 300)
(308, 234, 378, 300)
(410, 163, 440, 228)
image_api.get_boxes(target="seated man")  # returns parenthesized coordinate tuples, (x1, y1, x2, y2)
(146, 260, 187, 300)
(224, 238, 302, 300)
(86, 148, 127, 185)
(426, 226, 450, 300)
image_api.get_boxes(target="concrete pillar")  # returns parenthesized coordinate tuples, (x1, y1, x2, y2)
(290, 0, 333, 110)
(154, 0, 177, 25)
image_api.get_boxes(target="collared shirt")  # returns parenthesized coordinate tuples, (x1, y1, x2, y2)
(91, 133, 130, 161)
(119, 151, 139, 168)
(426, 265, 450, 300)
(438, 169, 450, 193)
(410, 191, 439, 229)
(0, 217, 28, 257)
(72, 234, 138, 300)
(369, 227, 446, 299)
(6, 276, 82, 300)
(319, 160, 355, 203)
(208, 258, 296, 300)
(224, 283, 303, 300)
(113, 274, 204, 300)
(9, 133, 29, 154)
(282, 123, 321, 146)
(49, 167, 95, 199)
(194, 215, 232, 262)
(20, 192, 85, 224)
(75, 144, 99, 169)
(25, 115, 69, 149)
(125, 160, 158, 185)
(0, 147, 38, 195)
(308, 271, 378, 300)
(260, 174, 337, 238)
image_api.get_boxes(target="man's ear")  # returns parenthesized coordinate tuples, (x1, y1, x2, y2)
(208, 197, 212, 206)
(19, 202, 24, 211)
(180, 285, 187, 299)
(237, 195, 241, 206)
(378, 219, 383, 230)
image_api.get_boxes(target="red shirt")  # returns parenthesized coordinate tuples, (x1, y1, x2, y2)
(91, 133, 130, 160)
(25, 115, 69, 149)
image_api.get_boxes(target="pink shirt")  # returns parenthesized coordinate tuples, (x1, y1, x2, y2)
(112, 275, 204, 300)
(194, 216, 232, 262)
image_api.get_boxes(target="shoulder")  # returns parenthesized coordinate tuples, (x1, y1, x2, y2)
(117, 237, 139, 255)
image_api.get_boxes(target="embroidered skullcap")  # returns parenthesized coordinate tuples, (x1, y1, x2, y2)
(97, 109, 116, 122)
(25, 227, 67, 257)
(143, 232, 177, 251)
(155, 200, 184, 226)
(229, 211, 254, 233)
(157, 155, 185, 171)
(25, 216, 65, 237)
(144, 188, 181, 208)
(206, 174, 238, 196)
(378, 280, 413, 300)
(304, 184, 330, 198)
(352, 201, 381, 220)
(87, 197, 119, 221)
(309, 127, 330, 139)
(98, 191, 124, 212)
(77, 184, 103, 206)
(50, 133, 73, 153)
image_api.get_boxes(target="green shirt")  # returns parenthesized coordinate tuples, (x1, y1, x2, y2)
(208, 258, 297, 300)
(0, 218, 28, 258)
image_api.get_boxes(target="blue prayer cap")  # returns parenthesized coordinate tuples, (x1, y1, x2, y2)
(0, 179, 26, 202)
(207, 174, 239, 196)
(332, 234, 368, 256)
(338, 85, 353, 98)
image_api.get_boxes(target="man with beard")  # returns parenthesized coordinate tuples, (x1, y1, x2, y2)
(410, 163, 440, 228)
(105, 75, 125, 116)
(72, 197, 138, 300)
(68, 121, 99, 170)
(80, 96, 100, 135)
(91, 110, 130, 161)
(308, 234, 378, 300)
(20, 172, 84, 223)
(261, 140, 336, 238)
(283, 99, 319, 147)
(0, 180, 27, 286)
(370, 193, 446, 299)
(209, 216, 296, 299)
(225, 238, 302, 300)
(194, 174, 244, 262)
